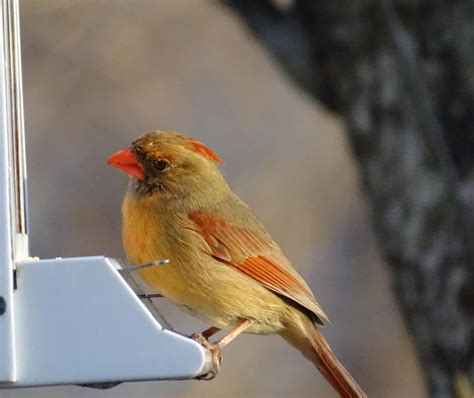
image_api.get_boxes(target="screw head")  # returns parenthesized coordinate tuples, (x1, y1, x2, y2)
(0, 297, 5, 315)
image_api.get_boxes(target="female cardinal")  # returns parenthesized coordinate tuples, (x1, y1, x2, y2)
(107, 131, 366, 397)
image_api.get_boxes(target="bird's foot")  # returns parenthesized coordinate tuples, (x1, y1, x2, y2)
(190, 333, 222, 380)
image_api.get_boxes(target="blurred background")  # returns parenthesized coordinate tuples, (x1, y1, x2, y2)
(3, 1, 424, 397)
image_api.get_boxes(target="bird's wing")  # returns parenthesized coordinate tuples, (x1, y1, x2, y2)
(189, 210, 329, 325)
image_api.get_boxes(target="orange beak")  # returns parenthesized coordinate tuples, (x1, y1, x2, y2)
(106, 146, 145, 181)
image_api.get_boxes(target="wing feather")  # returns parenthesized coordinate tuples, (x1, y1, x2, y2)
(189, 211, 329, 324)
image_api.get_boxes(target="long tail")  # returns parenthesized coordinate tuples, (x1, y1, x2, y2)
(280, 316, 366, 398)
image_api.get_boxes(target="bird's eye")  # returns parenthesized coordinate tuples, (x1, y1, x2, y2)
(153, 159, 169, 171)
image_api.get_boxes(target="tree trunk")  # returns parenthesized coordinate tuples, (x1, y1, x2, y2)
(223, 1, 474, 396)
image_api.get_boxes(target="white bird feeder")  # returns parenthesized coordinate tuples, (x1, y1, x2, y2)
(0, 0, 211, 388)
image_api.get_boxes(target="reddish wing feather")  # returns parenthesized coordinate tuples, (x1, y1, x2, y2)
(189, 211, 326, 324)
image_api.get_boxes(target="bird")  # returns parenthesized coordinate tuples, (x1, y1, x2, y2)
(106, 130, 366, 397)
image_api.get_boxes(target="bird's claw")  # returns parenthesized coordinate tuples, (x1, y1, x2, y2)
(190, 332, 222, 380)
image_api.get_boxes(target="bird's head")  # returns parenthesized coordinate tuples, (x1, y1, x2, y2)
(107, 131, 228, 205)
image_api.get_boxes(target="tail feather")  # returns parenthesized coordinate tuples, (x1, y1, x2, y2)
(280, 317, 366, 398)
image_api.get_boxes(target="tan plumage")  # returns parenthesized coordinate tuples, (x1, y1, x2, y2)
(107, 130, 366, 397)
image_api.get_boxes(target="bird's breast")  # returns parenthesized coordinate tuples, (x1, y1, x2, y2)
(122, 195, 166, 265)
(121, 194, 204, 304)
